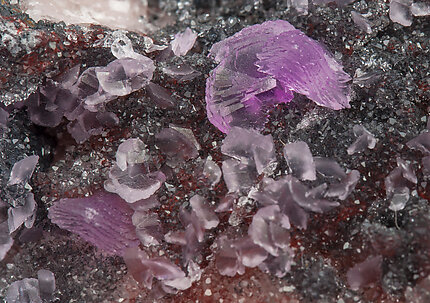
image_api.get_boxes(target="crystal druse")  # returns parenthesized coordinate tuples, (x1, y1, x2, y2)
(205, 20, 351, 133)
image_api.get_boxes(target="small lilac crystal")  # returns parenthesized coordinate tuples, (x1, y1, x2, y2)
(170, 28, 197, 56)
(7, 155, 39, 186)
(258, 247, 294, 278)
(48, 191, 140, 255)
(163, 63, 201, 82)
(347, 255, 383, 290)
(155, 128, 199, 166)
(411, 2, 430, 16)
(206, 20, 351, 133)
(216, 236, 268, 277)
(105, 165, 166, 203)
(116, 138, 147, 171)
(146, 82, 176, 109)
(314, 157, 347, 180)
(389, 0, 413, 26)
(222, 127, 276, 175)
(37, 269, 55, 300)
(347, 124, 377, 155)
(123, 247, 186, 289)
(290, 0, 308, 15)
(407, 132, 430, 155)
(283, 141, 316, 181)
(0, 221, 13, 261)
(132, 211, 162, 247)
(8, 193, 37, 233)
(385, 158, 417, 211)
(0, 107, 9, 130)
(6, 278, 41, 303)
(202, 157, 222, 188)
(325, 170, 360, 200)
(248, 205, 291, 256)
(351, 11, 373, 34)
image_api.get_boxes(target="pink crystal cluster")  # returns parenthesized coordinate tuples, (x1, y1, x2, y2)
(384, 118, 430, 212)
(26, 34, 155, 143)
(214, 127, 359, 277)
(206, 20, 351, 133)
(1, 156, 39, 261)
(6, 269, 55, 302)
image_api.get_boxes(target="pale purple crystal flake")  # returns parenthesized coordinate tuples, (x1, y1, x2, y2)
(389, 0, 413, 26)
(48, 191, 139, 256)
(206, 20, 351, 133)
(347, 124, 377, 155)
(7, 155, 39, 186)
(347, 255, 383, 290)
(170, 28, 197, 56)
(351, 11, 373, 34)
(283, 141, 316, 181)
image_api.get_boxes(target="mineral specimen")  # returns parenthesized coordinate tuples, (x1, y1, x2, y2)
(170, 28, 197, 56)
(48, 191, 140, 256)
(206, 20, 351, 133)
(155, 128, 199, 166)
(37, 269, 55, 300)
(411, 2, 430, 16)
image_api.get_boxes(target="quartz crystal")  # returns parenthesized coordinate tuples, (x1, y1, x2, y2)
(258, 248, 294, 278)
(202, 157, 222, 188)
(132, 211, 162, 247)
(48, 191, 140, 255)
(325, 170, 360, 200)
(170, 28, 197, 56)
(206, 20, 351, 133)
(163, 63, 201, 82)
(347, 255, 382, 290)
(314, 157, 347, 179)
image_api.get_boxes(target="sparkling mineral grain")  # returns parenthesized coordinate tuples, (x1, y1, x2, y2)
(170, 28, 197, 56)
(206, 20, 351, 133)
(48, 191, 140, 256)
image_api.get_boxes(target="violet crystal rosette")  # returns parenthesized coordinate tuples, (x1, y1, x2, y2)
(206, 20, 351, 133)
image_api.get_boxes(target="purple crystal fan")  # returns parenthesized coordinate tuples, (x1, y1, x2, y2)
(206, 20, 351, 133)
(48, 191, 140, 256)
